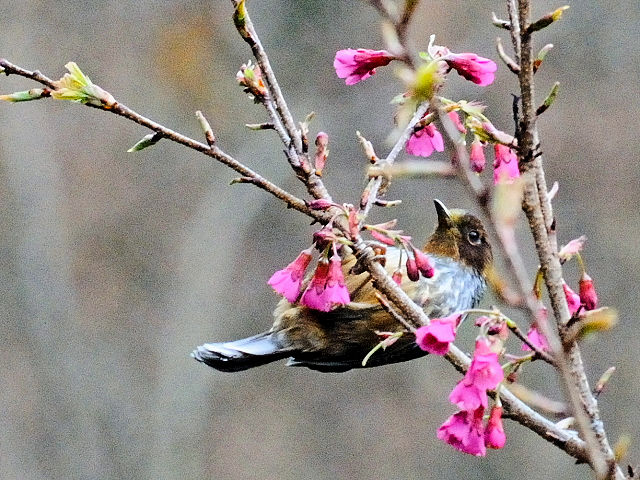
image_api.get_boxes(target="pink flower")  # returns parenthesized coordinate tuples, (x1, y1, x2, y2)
(437, 407, 487, 457)
(300, 254, 350, 311)
(444, 53, 497, 86)
(333, 48, 395, 85)
(448, 111, 466, 133)
(558, 236, 586, 261)
(406, 123, 445, 157)
(579, 272, 598, 311)
(414, 314, 459, 355)
(485, 405, 506, 449)
(449, 380, 488, 411)
(522, 324, 549, 352)
(413, 248, 435, 278)
(563, 281, 581, 316)
(392, 270, 403, 285)
(470, 139, 486, 173)
(466, 339, 504, 390)
(267, 248, 313, 302)
(493, 144, 520, 184)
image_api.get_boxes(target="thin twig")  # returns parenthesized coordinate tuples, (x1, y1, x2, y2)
(358, 102, 429, 226)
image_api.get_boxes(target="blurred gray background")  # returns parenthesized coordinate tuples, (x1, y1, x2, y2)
(1, 1, 638, 479)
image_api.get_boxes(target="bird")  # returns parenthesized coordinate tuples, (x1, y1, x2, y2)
(192, 199, 492, 373)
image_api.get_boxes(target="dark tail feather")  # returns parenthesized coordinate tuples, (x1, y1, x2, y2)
(192, 332, 290, 372)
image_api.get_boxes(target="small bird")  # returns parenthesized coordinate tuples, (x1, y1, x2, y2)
(193, 200, 492, 373)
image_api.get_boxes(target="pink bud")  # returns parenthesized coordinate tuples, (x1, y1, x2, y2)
(485, 405, 506, 449)
(314, 132, 329, 176)
(307, 198, 333, 210)
(470, 139, 486, 173)
(348, 207, 359, 240)
(405, 257, 419, 281)
(563, 281, 581, 316)
(413, 248, 435, 278)
(579, 272, 598, 311)
(448, 111, 466, 133)
(370, 229, 396, 246)
(493, 144, 520, 184)
(392, 270, 403, 285)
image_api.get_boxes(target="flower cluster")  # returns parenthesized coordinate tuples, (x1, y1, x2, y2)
(438, 338, 506, 456)
(557, 239, 599, 317)
(267, 215, 353, 313)
(332, 39, 524, 188)
(364, 221, 435, 284)
(268, 240, 351, 312)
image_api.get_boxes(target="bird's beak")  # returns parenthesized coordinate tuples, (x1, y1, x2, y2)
(434, 199, 453, 229)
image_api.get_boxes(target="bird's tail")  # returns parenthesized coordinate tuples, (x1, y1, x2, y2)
(192, 332, 290, 372)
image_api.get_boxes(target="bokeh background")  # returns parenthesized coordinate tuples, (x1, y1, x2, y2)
(1, 1, 638, 479)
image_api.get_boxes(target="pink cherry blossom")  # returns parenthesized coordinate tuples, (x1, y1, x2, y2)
(406, 123, 445, 157)
(485, 405, 506, 449)
(300, 254, 350, 311)
(470, 139, 486, 173)
(444, 53, 497, 86)
(414, 315, 459, 355)
(563, 281, 581, 316)
(333, 48, 395, 85)
(449, 380, 489, 411)
(437, 407, 487, 457)
(267, 248, 313, 302)
(522, 324, 549, 352)
(493, 144, 520, 184)
(466, 338, 504, 390)
(579, 272, 598, 311)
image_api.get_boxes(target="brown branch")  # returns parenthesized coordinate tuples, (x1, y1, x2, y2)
(0, 59, 324, 225)
(511, 0, 622, 477)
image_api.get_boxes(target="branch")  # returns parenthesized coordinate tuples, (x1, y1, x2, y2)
(509, 0, 622, 477)
(0, 59, 325, 225)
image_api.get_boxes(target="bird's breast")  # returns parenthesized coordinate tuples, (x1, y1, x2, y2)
(410, 255, 486, 319)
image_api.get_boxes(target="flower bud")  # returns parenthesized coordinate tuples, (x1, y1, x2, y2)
(413, 248, 435, 278)
(470, 139, 486, 173)
(405, 257, 419, 281)
(485, 406, 506, 449)
(314, 132, 329, 176)
(563, 281, 581, 316)
(579, 272, 598, 311)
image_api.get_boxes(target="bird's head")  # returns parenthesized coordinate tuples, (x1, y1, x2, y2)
(423, 199, 493, 275)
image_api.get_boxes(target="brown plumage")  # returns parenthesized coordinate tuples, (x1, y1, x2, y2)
(193, 200, 492, 372)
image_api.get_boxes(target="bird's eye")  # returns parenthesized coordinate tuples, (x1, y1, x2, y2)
(467, 230, 482, 245)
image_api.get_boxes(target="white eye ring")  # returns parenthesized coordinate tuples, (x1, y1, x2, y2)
(467, 230, 482, 245)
